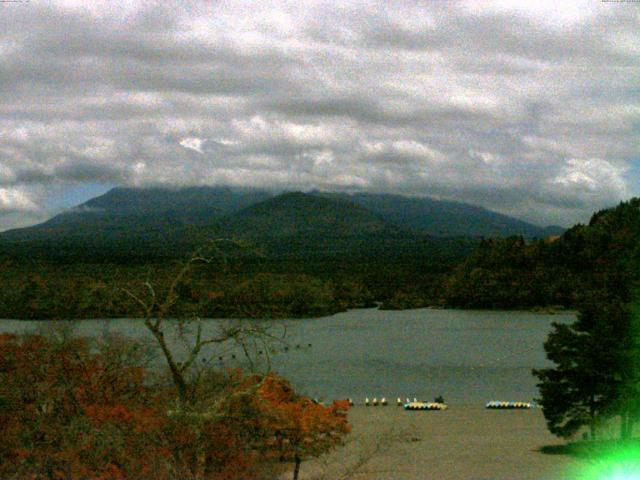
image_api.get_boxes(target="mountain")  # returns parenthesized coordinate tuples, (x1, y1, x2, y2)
(193, 191, 443, 261)
(4, 186, 560, 238)
(318, 192, 564, 238)
(10, 186, 274, 240)
(0, 186, 562, 261)
(0, 186, 275, 258)
(216, 192, 396, 239)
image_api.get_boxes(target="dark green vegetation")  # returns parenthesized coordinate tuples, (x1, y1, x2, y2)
(446, 200, 640, 309)
(0, 251, 466, 319)
(0, 186, 561, 261)
(319, 191, 564, 238)
(533, 199, 640, 441)
(1, 186, 636, 321)
(0, 187, 525, 319)
(0, 188, 499, 263)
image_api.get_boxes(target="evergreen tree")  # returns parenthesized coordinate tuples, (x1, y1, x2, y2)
(533, 303, 618, 439)
(534, 208, 640, 440)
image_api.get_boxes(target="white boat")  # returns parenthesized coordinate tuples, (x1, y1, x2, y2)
(404, 401, 447, 411)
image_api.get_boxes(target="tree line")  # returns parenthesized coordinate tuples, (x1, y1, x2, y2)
(533, 198, 640, 441)
(0, 255, 455, 320)
(7, 198, 639, 320)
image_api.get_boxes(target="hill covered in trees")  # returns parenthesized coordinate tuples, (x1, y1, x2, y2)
(320, 191, 564, 238)
(0, 190, 481, 264)
(443, 198, 640, 310)
(0, 189, 477, 319)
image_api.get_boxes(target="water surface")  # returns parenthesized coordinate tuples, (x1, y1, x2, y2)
(0, 308, 574, 404)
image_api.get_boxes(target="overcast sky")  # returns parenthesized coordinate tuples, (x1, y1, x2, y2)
(1, 0, 638, 230)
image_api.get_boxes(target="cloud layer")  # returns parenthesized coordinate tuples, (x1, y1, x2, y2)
(1, 0, 638, 229)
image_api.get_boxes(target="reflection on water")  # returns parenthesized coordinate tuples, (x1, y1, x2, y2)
(0, 308, 574, 404)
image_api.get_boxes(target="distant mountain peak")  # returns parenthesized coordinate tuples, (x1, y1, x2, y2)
(218, 191, 395, 239)
(0, 185, 564, 261)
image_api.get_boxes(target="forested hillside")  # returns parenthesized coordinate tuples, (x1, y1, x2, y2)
(0, 186, 560, 257)
(443, 198, 640, 309)
(322, 192, 564, 237)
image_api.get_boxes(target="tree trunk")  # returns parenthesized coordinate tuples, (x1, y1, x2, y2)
(194, 426, 206, 480)
(589, 398, 597, 441)
(195, 446, 206, 480)
(293, 455, 301, 480)
(145, 319, 188, 400)
(621, 409, 631, 440)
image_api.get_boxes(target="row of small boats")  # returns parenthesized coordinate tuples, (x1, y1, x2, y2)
(355, 397, 433, 407)
(485, 401, 532, 409)
(346, 398, 532, 410)
(404, 401, 448, 411)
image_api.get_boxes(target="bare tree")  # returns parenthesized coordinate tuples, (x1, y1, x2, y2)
(124, 238, 283, 403)
(122, 239, 292, 479)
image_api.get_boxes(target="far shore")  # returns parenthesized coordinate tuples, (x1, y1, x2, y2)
(0, 304, 578, 323)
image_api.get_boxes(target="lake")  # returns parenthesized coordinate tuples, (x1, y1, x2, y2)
(0, 308, 574, 404)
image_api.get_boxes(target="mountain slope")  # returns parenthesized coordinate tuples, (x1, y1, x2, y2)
(216, 192, 397, 238)
(33, 186, 273, 233)
(0, 186, 275, 251)
(3, 186, 561, 239)
(190, 191, 436, 260)
(319, 192, 564, 237)
(0, 186, 562, 261)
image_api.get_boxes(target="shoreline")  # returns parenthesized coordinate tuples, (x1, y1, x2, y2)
(0, 305, 578, 322)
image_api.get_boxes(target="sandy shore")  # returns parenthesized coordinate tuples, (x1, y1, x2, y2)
(300, 405, 584, 480)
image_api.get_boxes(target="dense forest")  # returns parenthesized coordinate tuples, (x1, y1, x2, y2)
(0, 255, 456, 319)
(0, 189, 480, 319)
(531, 199, 640, 442)
(446, 198, 640, 309)
(0, 194, 638, 320)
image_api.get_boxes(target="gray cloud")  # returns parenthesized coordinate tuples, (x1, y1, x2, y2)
(0, 0, 638, 231)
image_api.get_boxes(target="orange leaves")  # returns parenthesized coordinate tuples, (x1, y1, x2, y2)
(330, 398, 351, 413)
(85, 404, 135, 425)
(85, 404, 166, 435)
(0, 335, 350, 479)
(257, 373, 296, 404)
(0, 332, 14, 344)
(0, 334, 170, 480)
(246, 373, 351, 462)
(208, 290, 225, 300)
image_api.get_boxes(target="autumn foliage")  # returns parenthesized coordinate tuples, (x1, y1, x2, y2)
(224, 373, 351, 478)
(257, 376, 350, 455)
(0, 333, 350, 480)
(0, 333, 170, 479)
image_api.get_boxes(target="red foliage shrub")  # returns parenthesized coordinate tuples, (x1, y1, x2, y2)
(0, 334, 169, 480)
(0, 335, 350, 480)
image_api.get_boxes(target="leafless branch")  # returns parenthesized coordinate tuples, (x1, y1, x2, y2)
(123, 238, 281, 404)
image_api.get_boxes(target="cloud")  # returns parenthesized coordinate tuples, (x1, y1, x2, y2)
(0, 0, 638, 231)
(180, 137, 205, 154)
(0, 187, 38, 214)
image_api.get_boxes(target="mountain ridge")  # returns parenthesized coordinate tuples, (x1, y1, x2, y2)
(0, 186, 566, 262)
(3, 185, 562, 240)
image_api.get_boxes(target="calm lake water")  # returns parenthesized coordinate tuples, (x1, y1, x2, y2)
(0, 308, 574, 404)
